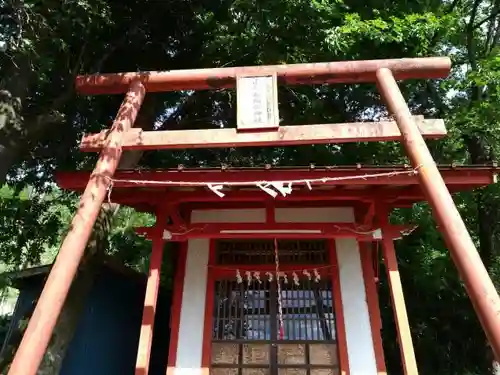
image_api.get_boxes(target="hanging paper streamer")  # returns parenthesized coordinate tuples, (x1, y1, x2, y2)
(245, 271, 252, 286)
(257, 183, 278, 198)
(278, 272, 289, 284)
(254, 271, 262, 284)
(270, 182, 293, 197)
(313, 268, 321, 282)
(234, 268, 323, 285)
(207, 184, 225, 197)
(104, 168, 423, 206)
(236, 269, 243, 284)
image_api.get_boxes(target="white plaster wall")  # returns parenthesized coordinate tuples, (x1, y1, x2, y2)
(191, 207, 355, 224)
(176, 208, 377, 375)
(175, 239, 210, 375)
(191, 208, 266, 223)
(274, 207, 354, 223)
(336, 238, 378, 375)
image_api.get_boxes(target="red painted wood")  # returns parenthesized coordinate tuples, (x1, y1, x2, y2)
(55, 166, 498, 190)
(201, 242, 216, 375)
(135, 222, 412, 241)
(103, 185, 461, 203)
(135, 214, 166, 375)
(79, 119, 446, 151)
(329, 241, 350, 374)
(166, 243, 188, 375)
(360, 242, 387, 373)
(75, 57, 451, 95)
(379, 211, 418, 374)
(81, 186, 479, 214)
(377, 68, 500, 361)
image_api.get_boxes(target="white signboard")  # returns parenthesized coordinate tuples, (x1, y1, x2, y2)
(236, 74, 279, 131)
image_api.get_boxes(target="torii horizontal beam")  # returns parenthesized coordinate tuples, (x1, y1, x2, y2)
(75, 57, 451, 95)
(80, 118, 446, 152)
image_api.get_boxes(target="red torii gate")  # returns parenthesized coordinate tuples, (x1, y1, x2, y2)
(7, 57, 500, 375)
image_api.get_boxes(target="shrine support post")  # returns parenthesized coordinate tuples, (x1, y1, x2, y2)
(378, 209, 418, 375)
(135, 212, 166, 375)
(8, 80, 146, 375)
(376, 67, 500, 361)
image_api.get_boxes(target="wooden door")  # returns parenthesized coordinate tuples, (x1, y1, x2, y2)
(210, 240, 340, 375)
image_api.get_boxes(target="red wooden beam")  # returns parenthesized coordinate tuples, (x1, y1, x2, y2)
(377, 68, 500, 361)
(75, 57, 451, 95)
(83, 185, 483, 215)
(135, 213, 165, 375)
(131, 200, 419, 214)
(359, 242, 386, 372)
(55, 167, 498, 190)
(106, 188, 413, 205)
(80, 119, 446, 152)
(166, 243, 187, 375)
(181, 201, 394, 212)
(378, 208, 418, 374)
(179, 196, 479, 212)
(136, 223, 412, 241)
(174, 186, 466, 203)
(361, 202, 376, 226)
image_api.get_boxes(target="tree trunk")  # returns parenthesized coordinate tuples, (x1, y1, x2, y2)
(0, 90, 25, 185)
(0, 51, 73, 186)
(464, 134, 497, 270)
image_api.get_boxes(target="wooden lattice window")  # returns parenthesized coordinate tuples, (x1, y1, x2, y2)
(216, 240, 329, 265)
(210, 240, 340, 375)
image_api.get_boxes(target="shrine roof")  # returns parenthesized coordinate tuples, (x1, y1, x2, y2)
(55, 165, 498, 212)
(3, 254, 147, 289)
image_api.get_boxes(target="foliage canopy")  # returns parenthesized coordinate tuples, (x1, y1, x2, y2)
(0, 0, 500, 373)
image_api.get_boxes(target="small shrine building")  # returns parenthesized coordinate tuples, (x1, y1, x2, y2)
(7, 57, 500, 375)
(56, 165, 498, 375)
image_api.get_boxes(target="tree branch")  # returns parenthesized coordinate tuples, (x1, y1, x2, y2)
(91, 14, 149, 73)
(448, 0, 462, 13)
(473, 7, 500, 29)
(466, 0, 482, 73)
(491, 22, 500, 49)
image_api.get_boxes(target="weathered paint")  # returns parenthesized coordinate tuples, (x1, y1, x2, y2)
(377, 68, 500, 361)
(79, 119, 446, 152)
(75, 57, 451, 95)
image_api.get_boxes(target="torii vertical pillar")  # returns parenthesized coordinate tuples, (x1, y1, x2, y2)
(8, 81, 146, 375)
(376, 67, 500, 361)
